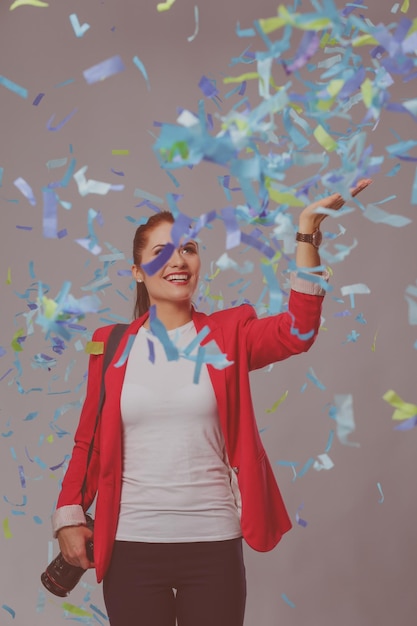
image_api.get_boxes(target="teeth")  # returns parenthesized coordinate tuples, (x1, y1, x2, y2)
(166, 274, 189, 282)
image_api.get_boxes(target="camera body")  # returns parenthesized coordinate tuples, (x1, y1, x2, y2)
(41, 514, 94, 597)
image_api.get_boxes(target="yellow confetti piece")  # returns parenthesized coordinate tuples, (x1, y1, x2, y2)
(156, 0, 176, 12)
(6, 267, 12, 285)
(401, 0, 410, 13)
(371, 329, 379, 352)
(352, 34, 379, 47)
(85, 340, 104, 355)
(3, 518, 12, 539)
(258, 16, 287, 34)
(11, 328, 25, 352)
(41, 295, 58, 319)
(266, 390, 289, 413)
(313, 124, 338, 152)
(361, 77, 373, 108)
(382, 390, 417, 420)
(268, 187, 305, 207)
(223, 72, 260, 85)
(112, 149, 130, 155)
(47, 434, 54, 443)
(61, 603, 92, 617)
(274, 5, 332, 31)
(10, 0, 49, 9)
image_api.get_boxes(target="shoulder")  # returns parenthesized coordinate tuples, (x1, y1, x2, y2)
(91, 324, 117, 343)
(200, 304, 257, 327)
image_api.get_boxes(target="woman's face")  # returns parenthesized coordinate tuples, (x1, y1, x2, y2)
(132, 220, 201, 309)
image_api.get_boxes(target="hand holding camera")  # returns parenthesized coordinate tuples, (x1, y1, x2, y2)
(41, 514, 94, 597)
(56, 523, 94, 570)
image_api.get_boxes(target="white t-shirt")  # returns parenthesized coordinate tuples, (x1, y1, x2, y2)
(116, 320, 242, 542)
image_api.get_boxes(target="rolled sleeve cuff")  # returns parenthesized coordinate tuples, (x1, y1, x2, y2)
(52, 505, 86, 538)
(290, 270, 330, 297)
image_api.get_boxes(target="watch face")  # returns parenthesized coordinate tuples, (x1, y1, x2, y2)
(312, 229, 322, 247)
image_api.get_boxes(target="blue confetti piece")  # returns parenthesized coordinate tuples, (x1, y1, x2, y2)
(281, 593, 296, 608)
(69, 13, 91, 37)
(0, 75, 28, 98)
(377, 482, 384, 503)
(23, 412, 38, 421)
(2, 604, 16, 619)
(113, 334, 136, 368)
(133, 55, 150, 90)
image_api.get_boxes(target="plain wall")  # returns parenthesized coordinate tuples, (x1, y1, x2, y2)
(1, 1, 416, 625)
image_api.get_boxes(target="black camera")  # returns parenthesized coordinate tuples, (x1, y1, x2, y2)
(41, 515, 94, 597)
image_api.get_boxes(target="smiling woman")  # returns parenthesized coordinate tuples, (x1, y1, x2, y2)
(131, 213, 201, 330)
(51, 181, 371, 626)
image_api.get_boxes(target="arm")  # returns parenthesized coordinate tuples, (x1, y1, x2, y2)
(51, 326, 113, 568)
(243, 179, 372, 370)
(295, 178, 372, 271)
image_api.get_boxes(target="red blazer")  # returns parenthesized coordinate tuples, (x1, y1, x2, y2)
(57, 290, 323, 582)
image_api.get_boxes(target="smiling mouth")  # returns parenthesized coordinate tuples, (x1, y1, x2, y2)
(164, 273, 190, 283)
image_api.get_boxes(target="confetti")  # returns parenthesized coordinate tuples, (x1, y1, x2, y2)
(187, 5, 199, 42)
(156, 0, 176, 12)
(10, 0, 48, 8)
(133, 55, 150, 90)
(330, 394, 360, 447)
(83, 55, 126, 84)
(377, 482, 384, 503)
(13, 177, 36, 205)
(281, 593, 296, 608)
(69, 13, 90, 38)
(1, 604, 15, 619)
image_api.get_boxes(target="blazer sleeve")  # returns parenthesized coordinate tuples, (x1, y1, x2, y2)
(240, 275, 326, 371)
(55, 325, 114, 513)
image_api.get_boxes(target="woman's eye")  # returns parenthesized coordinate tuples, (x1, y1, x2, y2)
(182, 245, 196, 254)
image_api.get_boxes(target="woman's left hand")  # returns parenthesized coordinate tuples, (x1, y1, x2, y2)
(298, 178, 372, 233)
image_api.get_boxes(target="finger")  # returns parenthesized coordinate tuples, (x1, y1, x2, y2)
(351, 178, 372, 197)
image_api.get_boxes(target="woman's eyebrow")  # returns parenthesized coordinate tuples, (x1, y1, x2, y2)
(151, 242, 169, 250)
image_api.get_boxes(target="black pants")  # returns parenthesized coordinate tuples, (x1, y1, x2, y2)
(103, 538, 247, 626)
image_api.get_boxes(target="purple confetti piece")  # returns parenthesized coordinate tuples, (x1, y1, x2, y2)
(147, 338, 155, 363)
(0, 369, 13, 382)
(32, 92, 45, 106)
(240, 232, 275, 259)
(42, 189, 58, 238)
(198, 75, 219, 99)
(47, 108, 78, 131)
(141, 242, 175, 276)
(18, 465, 26, 488)
(394, 415, 417, 430)
(83, 55, 126, 84)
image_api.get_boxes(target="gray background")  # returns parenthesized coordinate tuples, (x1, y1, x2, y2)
(1, 1, 416, 625)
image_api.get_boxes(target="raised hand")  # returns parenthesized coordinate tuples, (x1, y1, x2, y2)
(298, 178, 372, 233)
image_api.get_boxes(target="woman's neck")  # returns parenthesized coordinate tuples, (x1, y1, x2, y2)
(144, 302, 193, 330)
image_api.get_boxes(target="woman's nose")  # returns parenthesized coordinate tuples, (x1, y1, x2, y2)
(169, 247, 186, 266)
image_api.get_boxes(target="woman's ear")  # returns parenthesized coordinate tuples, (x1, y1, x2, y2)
(132, 265, 144, 283)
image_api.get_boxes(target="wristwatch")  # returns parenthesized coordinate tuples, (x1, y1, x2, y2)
(296, 228, 322, 248)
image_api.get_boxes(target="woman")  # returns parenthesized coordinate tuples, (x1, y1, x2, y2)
(52, 180, 371, 626)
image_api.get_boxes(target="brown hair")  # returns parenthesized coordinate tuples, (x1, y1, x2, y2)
(132, 211, 175, 319)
